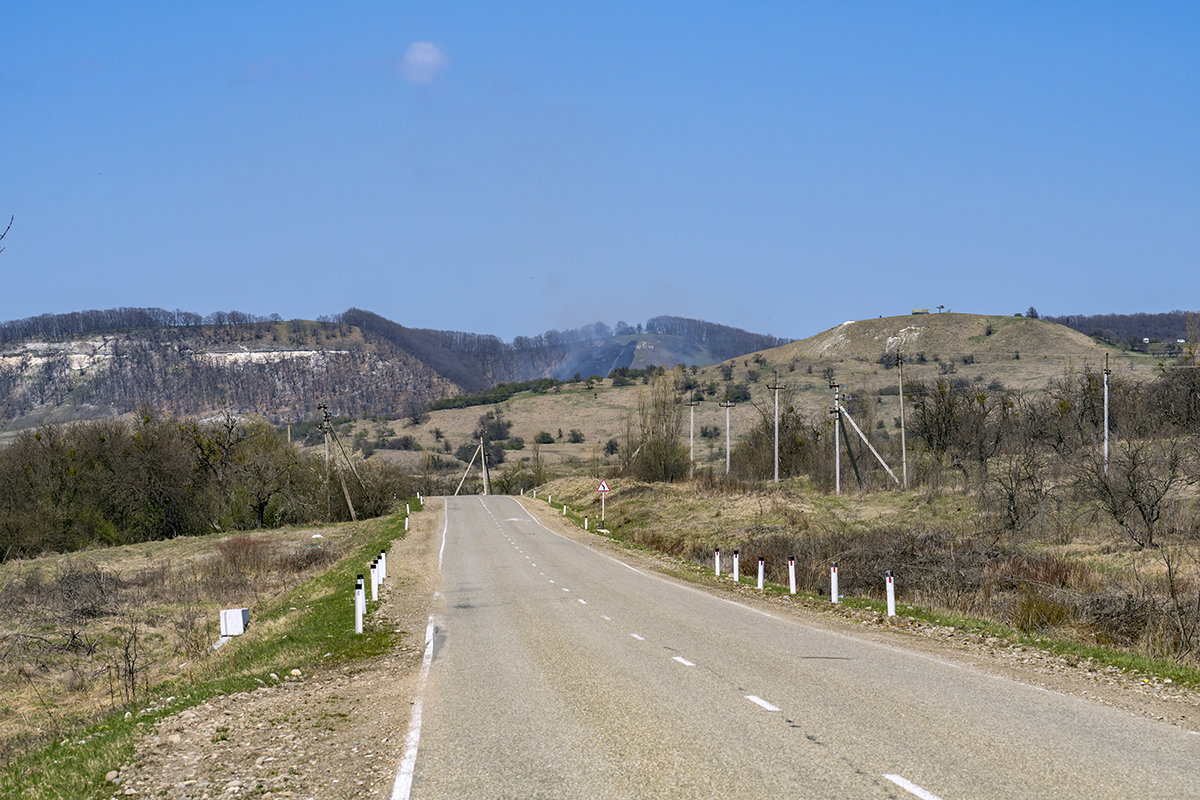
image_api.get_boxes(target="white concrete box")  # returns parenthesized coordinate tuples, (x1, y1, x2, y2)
(220, 608, 250, 636)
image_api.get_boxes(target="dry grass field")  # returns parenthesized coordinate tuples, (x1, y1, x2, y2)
(0, 522, 361, 765)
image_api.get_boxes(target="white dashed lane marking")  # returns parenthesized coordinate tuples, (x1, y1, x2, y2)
(884, 774, 945, 800)
(672, 656, 695, 667)
(745, 695, 780, 712)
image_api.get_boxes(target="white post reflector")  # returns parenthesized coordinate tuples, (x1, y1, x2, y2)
(831, 562, 839, 604)
(757, 557, 764, 591)
(788, 556, 796, 595)
(885, 570, 896, 617)
(733, 550, 740, 583)
(715, 548, 721, 577)
(355, 574, 365, 634)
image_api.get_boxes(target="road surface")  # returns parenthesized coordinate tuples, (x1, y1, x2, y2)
(402, 496, 1198, 799)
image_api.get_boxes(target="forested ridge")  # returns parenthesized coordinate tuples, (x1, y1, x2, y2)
(0, 307, 791, 426)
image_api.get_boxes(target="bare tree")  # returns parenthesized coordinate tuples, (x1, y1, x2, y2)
(1083, 439, 1194, 549)
(0, 216, 11, 255)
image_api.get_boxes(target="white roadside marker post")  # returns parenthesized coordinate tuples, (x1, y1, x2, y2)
(788, 556, 796, 595)
(562, 504, 567, 516)
(885, 570, 896, 617)
(584, 516, 588, 530)
(733, 550, 740, 584)
(714, 548, 721, 577)
(370, 560, 379, 601)
(831, 562, 839, 604)
(757, 557, 764, 591)
(405, 516, 409, 531)
(380, 550, 387, 581)
(355, 574, 365, 634)
(406, 503, 410, 515)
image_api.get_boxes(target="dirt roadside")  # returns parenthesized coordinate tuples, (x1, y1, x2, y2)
(110, 500, 445, 800)
(112, 495, 1200, 798)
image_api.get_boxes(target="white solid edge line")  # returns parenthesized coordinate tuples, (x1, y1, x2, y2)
(673, 656, 695, 667)
(437, 501, 448, 572)
(883, 774, 945, 800)
(745, 695, 780, 712)
(391, 615, 437, 800)
(630, 633, 645, 640)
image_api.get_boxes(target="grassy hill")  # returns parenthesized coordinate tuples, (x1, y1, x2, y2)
(353, 312, 1166, 476)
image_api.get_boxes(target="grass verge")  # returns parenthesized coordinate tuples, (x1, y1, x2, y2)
(0, 505, 420, 800)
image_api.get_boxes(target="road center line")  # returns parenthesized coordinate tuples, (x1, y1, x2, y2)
(883, 774, 945, 800)
(745, 695, 780, 712)
(673, 656, 695, 667)
(578, 599, 587, 604)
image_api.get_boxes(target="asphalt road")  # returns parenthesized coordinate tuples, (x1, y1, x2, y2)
(405, 496, 1199, 799)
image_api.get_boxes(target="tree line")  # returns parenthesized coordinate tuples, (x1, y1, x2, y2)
(0, 307, 285, 346)
(0, 411, 433, 561)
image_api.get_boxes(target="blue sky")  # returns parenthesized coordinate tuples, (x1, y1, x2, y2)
(2, 2, 1197, 342)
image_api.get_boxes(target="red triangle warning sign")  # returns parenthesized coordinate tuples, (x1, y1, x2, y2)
(596, 480, 611, 493)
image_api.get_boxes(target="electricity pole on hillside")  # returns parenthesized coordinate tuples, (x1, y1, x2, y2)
(830, 382, 842, 495)
(768, 371, 786, 483)
(719, 399, 736, 476)
(684, 397, 701, 478)
(1103, 353, 1111, 475)
(319, 404, 332, 521)
(897, 352, 908, 488)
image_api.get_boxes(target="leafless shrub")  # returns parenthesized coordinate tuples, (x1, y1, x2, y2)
(218, 534, 278, 575)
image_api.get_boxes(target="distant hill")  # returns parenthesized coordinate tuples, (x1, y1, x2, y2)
(1044, 310, 1197, 352)
(0, 307, 787, 429)
(777, 312, 1105, 365)
(339, 309, 788, 389)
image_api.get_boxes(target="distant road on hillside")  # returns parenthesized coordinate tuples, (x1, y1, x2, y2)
(404, 497, 1197, 799)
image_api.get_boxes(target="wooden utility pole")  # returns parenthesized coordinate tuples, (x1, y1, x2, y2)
(684, 398, 701, 478)
(480, 437, 491, 495)
(719, 400, 736, 476)
(830, 382, 841, 495)
(768, 371, 786, 483)
(1103, 353, 1111, 475)
(898, 352, 908, 488)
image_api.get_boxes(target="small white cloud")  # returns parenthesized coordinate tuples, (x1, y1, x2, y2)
(402, 42, 448, 85)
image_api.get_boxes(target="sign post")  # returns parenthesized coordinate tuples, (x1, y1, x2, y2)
(596, 479, 611, 524)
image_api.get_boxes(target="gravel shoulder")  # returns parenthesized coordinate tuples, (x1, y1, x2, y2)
(113, 495, 1200, 798)
(111, 500, 445, 800)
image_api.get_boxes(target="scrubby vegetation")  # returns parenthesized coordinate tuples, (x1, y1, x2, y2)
(0, 411, 440, 560)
